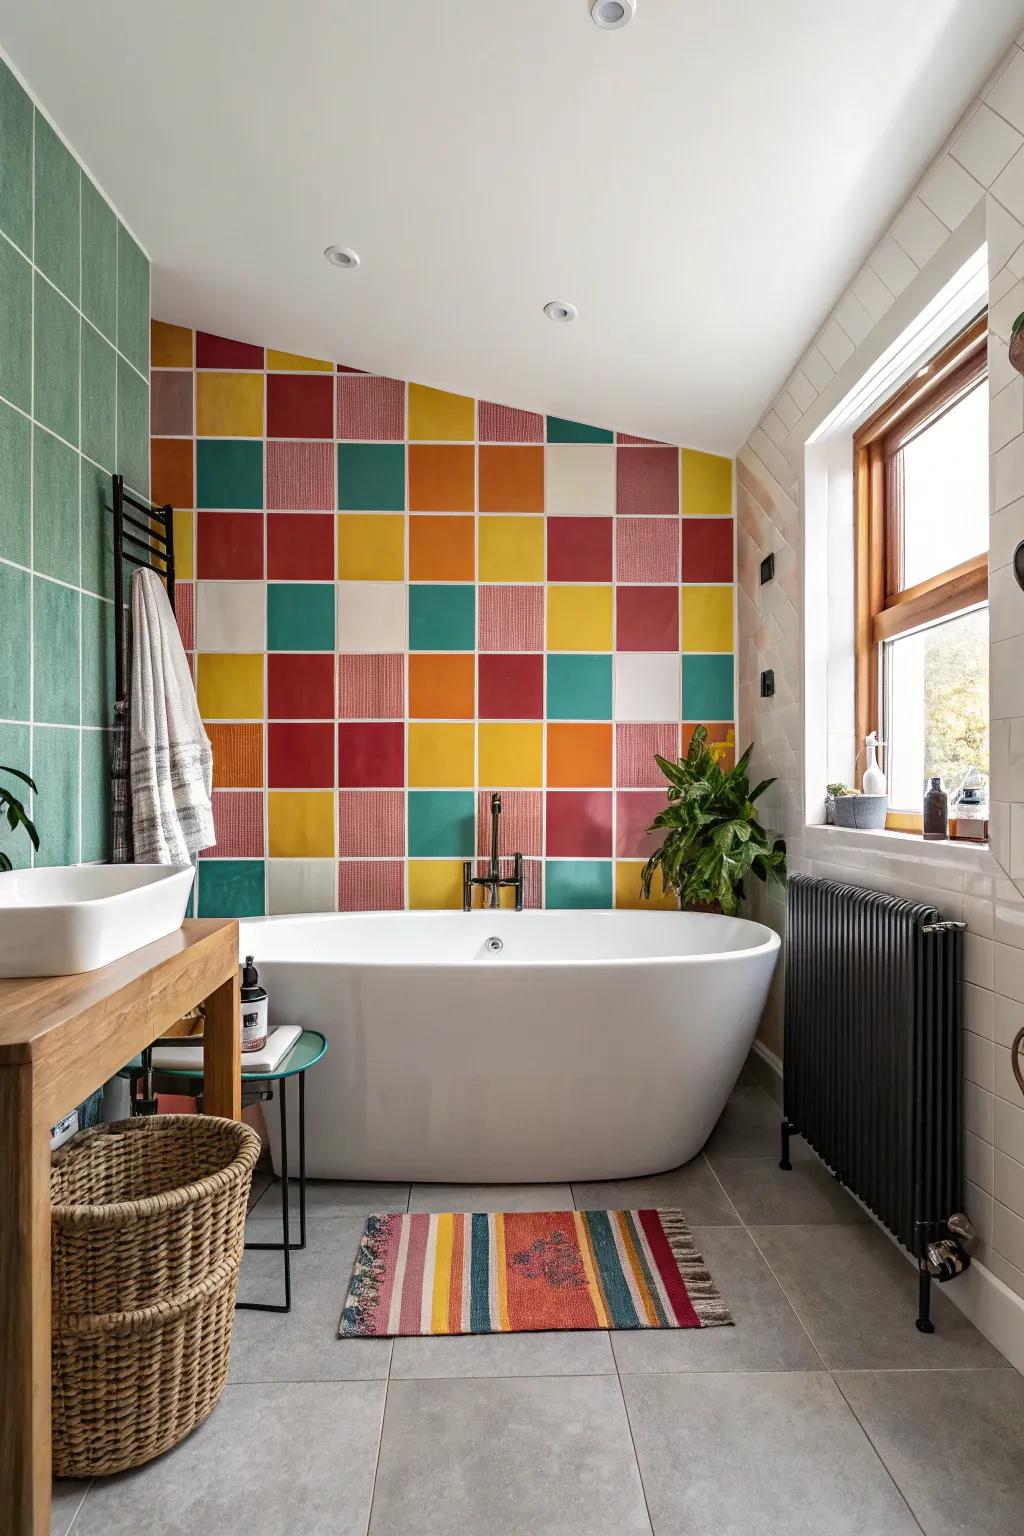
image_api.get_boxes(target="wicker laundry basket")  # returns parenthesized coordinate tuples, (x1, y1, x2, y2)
(50, 1114, 260, 1478)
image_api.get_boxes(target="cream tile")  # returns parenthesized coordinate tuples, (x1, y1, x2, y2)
(964, 894, 995, 939)
(919, 154, 983, 229)
(964, 982, 995, 1038)
(995, 990, 1024, 1048)
(995, 1093, 1024, 1164)
(994, 1148, 1024, 1218)
(989, 561, 1024, 644)
(965, 1179, 994, 1245)
(965, 1128, 995, 1195)
(832, 291, 874, 346)
(963, 1079, 995, 1142)
(196, 580, 266, 652)
(992, 636, 1024, 715)
(991, 376, 1024, 456)
(988, 48, 1024, 133)
(952, 102, 1024, 185)
(815, 319, 854, 372)
(995, 1040, 1024, 1106)
(964, 931, 994, 989)
(994, 894, 1024, 948)
(994, 433, 1024, 511)
(995, 940, 1024, 1003)
(545, 445, 615, 517)
(993, 1198, 1024, 1271)
(891, 198, 948, 265)
(991, 496, 1024, 573)
(336, 581, 406, 651)
(613, 652, 680, 722)
(786, 368, 817, 414)
(850, 265, 894, 324)
(993, 143, 1024, 225)
(985, 1243, 1024, 1302)
(868, 237, 917, 297)
(267, 859, 336, 915)
(964, 1029, 995, 1092)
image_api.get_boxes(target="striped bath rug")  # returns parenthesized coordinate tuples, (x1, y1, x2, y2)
(338, 1209, 731, 1336)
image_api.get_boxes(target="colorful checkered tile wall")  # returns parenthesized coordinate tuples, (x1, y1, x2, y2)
(151, 322, 736, 915)
(0, 58, 150, 871)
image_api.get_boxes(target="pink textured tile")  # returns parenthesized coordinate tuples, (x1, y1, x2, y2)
(478, 401, 544, 443)
(616, 432, 667, 445)
(616, 723, 679, 787)
(472, 856, 542, 908)
(151, 371, 193, 436)
(174, 582, 194, 651)
(475, 789, 542, 857)
(616, 518, 679, 583)
(478, 585, 544, 652)
(201, 790, 264, 858)
(338, 654, 405, 719)
(615, 789, 665, 857)
(266, 440, 334, 510)
(337, 375, 405, 441)
(616, 446, 679, 516)
(338, 859, 404, 911)
(338, 790, 405, 856)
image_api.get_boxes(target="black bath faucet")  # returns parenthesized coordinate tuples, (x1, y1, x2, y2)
(463, 792, 524, 912)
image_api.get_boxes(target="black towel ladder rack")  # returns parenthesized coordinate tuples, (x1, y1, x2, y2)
(112, 472, 176, 702)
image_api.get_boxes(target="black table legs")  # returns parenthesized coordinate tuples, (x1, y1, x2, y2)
(237, 1071, 307, 1314)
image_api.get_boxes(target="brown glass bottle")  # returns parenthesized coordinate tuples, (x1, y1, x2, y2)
(922, 776, 948, 840)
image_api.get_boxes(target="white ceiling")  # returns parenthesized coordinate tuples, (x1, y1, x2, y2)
(3, 0, 1023, 451)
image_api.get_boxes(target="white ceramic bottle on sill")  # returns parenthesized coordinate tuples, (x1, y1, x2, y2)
(863, 732, 886, 797)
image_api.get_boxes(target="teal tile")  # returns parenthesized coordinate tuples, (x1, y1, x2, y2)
(197, 439, 263, 508)
(0, 724, 33, 869)
(31, 724, 79, 866)
(33, 577, 80, 724)
(81, 177, 116, 341)
(0, 563, 30, 719)
(34, 114, 80, 304)
(81, 322, 116, 470)
(32, 428, 79, 585)
(682, 654, 734, 722)
(338, 443, 405, 510)
(0, 237, 32, 411)
(34, 276, 79, 445)
(80, 728, 112, 862)
(546, 654, 612, 720)
(409, 584, 475, 651)
(80, 457, 114, 599)
(0, 399, 31, 566)
(116, 223, 149, 375)
(546, 416, 613, 444)
(0, 61, 32, 255)
(199, 859, 266, 918)
(267, 583, 335, 651)
(116, 355, 149, 497)
(408, 790, 475, 857)
(81, 594, 115, 727)
(545, 859, 613, 909)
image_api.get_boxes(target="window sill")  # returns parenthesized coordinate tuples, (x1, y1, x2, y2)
(804, 822, 996, 873)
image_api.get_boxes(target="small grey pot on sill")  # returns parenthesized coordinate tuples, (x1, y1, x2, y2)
(831, 793, 888, 830)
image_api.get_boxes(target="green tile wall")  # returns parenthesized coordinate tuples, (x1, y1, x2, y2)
(0, 58, 149, 870)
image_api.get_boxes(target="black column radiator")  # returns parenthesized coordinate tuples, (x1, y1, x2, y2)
(780, 873, 967, 1331)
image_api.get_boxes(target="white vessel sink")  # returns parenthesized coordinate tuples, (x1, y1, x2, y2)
(0, 865, 195, 978)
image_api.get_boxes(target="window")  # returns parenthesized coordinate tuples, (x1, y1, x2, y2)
(854, 314, 988, 829)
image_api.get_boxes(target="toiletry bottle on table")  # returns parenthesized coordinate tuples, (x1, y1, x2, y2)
(240, 955, 268, 1053)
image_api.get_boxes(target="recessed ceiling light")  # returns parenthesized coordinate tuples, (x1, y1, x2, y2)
(591, 0, 635, 29)
(324, 245, 360, 269)
(543, 300, 578, 323)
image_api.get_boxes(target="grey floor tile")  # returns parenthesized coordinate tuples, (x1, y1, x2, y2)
(369, 1376, 652, 1535)
(837, 1368, 1024, 1536)
(51, 1480, 89, 1536)
(571, 1154, 740, 1225)
(391, 1327, 616, 1379)
(249, 1175, 409, 1219)
(407, 1182, 574, 1213)
(704, 1084, 787, 1160)
(231, 1215, 392, 1381)
(621, 1371, 919, 1535)
(71, 1381, 385, 1536)
(611, 1227, 822, 1374)
(752, 1223, 1006, 1370)
(712, 1153, 871, 1224)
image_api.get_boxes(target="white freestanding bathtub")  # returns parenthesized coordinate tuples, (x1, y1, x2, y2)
(239, 909, 780, 1184)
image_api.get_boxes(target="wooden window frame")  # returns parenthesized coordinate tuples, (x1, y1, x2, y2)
(853, 313, 988, 819)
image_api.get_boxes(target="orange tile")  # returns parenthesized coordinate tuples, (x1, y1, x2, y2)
(206, 723, 264, 788)
(478, 446, 544, 513)
(151, 319, 193, 368)
(151, 438, 194, 509)
(409, 653, 475, 718)
(547, 723, 613, 788)
(408, 444, 475, 512)
(409, 514, 475, 580)
(681, 721, 736, 770)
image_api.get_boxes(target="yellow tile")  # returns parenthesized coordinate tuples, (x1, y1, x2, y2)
(173, 509, 194, 580)
(615, 861, 677, 910)
(681, 449, 732, 516)
(478, 723, 542, 788)
(337, 513, 406, 580)
(195, 372, 264, 437)
(409, 859, 465, 909)
(268, 791, 335, 857)
(546, 585, 613, 651)
(681, 585, 733, 652)
(266, 348, 334, 372)
(478, 516, 544, 583)
(408, 722, 475, 787)
(408, 383, 475, 441)
(197, 653, 264, 719)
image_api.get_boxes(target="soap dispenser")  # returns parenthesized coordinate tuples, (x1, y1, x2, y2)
(240, 955, 268, 1054)
(863, 732, 886, 797)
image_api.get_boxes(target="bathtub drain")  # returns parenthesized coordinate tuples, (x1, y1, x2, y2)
(485, 936, 503, 953)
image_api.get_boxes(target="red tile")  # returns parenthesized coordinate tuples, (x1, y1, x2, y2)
(478, 586, 544, 651)
(268, 722, 334, 787)
(268, 654, 335, 719)
(616, 518, 679, 583)
(200, 790, 264, 858)
(175, 582, 194, 651)
(547, 517, 613, 582)
(615, 790, 665, 857)
(616, 723, 679, 786)
(196, 331, 263, 369)
(266, 441, 334, 510)
(616, 432, 667, 445)
(338, 722, 405, 787)
(338, 790, 405, 856)
(338, 860, 404, 911)
(478, 401, 544, 443)
(475, 790, 542, 857)
(616, 446, 678, 516)
(197, 511, 264, 580)
(681, 518, 734, 582)
(338, 375, 405, 440)
(478, 654, 543, 719)
(338, 654, 405, 719)
(545, 791, 613, 857)
(616, 585, 678, 651)
(471, 856, 542, 908)
(267, 374, 334, 439)
(267, 512, 334, 579)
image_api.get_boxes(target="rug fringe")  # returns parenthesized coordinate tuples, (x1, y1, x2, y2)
(655, 1208, 732, 1326)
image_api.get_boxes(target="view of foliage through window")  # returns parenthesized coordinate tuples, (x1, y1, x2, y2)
(885, 607, 988, 811)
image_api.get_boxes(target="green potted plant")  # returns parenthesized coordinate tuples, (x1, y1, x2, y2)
(1011, 312, 1024, 377)
(641, 726, 786, 915)
(0, 766, 39, 871)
